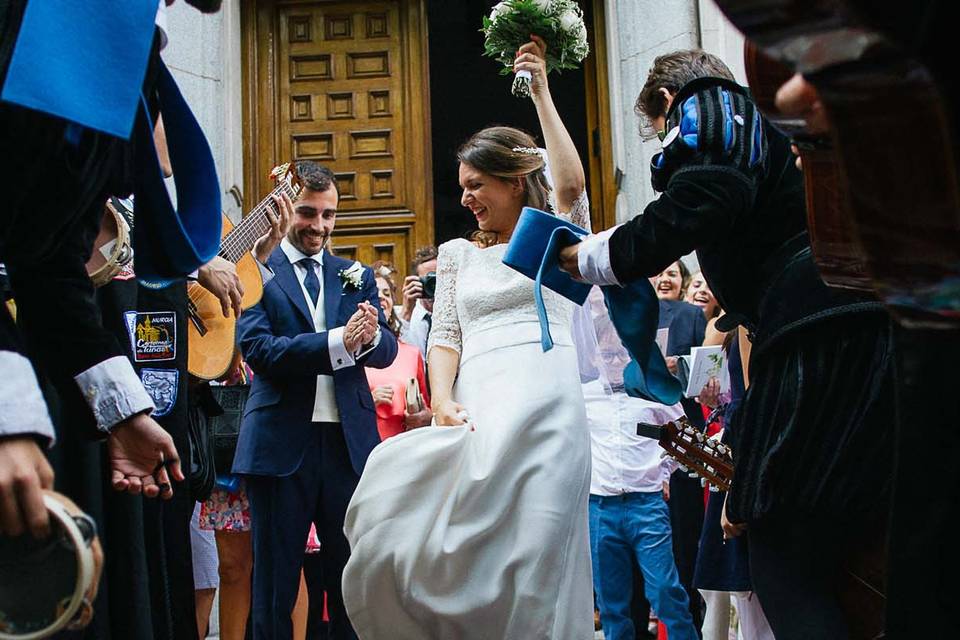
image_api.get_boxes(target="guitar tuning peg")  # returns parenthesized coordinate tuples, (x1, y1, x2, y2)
(700, 478, 707, 487)
(678, 464, 688, 473)
(708, 484, 719, 493)
(688, 471, 699, 479)
(695, 432, 706, 442)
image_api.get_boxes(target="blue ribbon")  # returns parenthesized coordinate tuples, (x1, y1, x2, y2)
(534, 226, 583, 351)
(601, 278, 683, 405)
(505, 207, 682, 405)
(133, 62, 222, 287)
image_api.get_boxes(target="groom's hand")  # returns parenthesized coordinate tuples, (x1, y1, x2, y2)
(344, 303, 378, 352)
(344, 309, 367, 352)
(357, 302, 379, 344)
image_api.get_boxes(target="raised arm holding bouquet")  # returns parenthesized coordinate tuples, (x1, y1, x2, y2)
(483, 0, 589, 97)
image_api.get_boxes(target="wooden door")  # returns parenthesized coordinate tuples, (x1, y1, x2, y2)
(243, 0, 433, 272)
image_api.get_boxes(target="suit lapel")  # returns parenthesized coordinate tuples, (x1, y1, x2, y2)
(322, 251, 342, 330)
(658, 299, 675, 331)
(269, 251, 314, 329)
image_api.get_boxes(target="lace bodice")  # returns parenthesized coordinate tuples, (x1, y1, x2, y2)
(428, 192, 590, 357)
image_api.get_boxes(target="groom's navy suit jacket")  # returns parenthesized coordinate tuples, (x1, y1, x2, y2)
(232, 248, 397, 478)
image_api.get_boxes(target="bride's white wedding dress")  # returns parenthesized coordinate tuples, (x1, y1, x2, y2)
(343, 194, 593, 639)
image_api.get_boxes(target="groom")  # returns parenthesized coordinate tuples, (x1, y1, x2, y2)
(233, 160, 397, 639)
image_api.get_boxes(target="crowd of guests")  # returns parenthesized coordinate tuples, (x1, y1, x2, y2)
(171, 243, 769, 640)
(4, 3, 933, 636)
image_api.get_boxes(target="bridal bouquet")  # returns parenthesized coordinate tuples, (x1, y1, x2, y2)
(481, 0, 590, 98)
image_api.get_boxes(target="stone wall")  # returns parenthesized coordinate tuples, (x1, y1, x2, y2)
(605, 0, 745, 273)
(604, 0, 700, 224)
(163, 0, 244, 224)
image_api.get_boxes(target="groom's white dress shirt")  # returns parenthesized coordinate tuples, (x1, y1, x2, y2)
(279, 238, 373, 423)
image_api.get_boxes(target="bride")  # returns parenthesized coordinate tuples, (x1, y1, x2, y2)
(342, 36, 593, 639)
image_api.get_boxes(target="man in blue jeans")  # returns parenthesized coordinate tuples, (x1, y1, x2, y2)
(575, 288, 697, 640)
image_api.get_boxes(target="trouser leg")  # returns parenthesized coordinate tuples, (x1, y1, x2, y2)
(699, 590, 730, 640)
(315, 423, 359, 640)
(589, 497, 635, 640)
(629, 493, 697, 640)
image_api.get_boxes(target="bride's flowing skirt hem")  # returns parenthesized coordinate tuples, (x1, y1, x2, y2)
(343, 341, 594, 640)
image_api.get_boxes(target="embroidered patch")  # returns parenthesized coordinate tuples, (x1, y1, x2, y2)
(126, 311, 177, 362)
(140, 368, 179, 417)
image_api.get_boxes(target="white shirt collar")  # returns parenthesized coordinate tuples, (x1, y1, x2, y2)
(281, 237, 324, 267)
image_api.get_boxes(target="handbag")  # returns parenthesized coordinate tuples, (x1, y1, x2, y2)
(404, 377, 424, 414)
(208, 384, 250, 474)
(187, 383, 220, 502)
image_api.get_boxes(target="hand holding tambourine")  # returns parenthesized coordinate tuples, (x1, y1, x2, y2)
(0, 491, 103, 639)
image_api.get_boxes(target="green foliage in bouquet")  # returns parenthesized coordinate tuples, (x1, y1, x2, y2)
(481, 0, 589, 96)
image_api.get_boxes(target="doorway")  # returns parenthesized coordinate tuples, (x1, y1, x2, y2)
(426, 0, 593, 245)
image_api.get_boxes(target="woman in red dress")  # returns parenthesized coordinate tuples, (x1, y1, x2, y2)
(366, 261, 432, 439)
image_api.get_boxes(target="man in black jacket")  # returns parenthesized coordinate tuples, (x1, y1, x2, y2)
(0, 0, 223, 541)
(561, 50, 895, 639)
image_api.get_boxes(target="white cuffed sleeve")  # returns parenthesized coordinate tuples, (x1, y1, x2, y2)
(0, 351, 56, 445)
(578, 225, 622, 286)
(74, 355, 155, 432)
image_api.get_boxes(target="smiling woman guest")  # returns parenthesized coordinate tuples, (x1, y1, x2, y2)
(365, 261, 431, 440)
(685, 271, 720, 319)
(654, 260, 690, 301)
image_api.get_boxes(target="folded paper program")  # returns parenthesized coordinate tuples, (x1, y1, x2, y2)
(504, 207, 682, 405)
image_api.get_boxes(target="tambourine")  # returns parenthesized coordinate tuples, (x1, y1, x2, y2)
(85, 199, 133, 288)
(0, 492, 102, 639)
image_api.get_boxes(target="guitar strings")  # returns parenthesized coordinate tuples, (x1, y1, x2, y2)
(219, 180, 299, 262)
(186, 178, 300, 308)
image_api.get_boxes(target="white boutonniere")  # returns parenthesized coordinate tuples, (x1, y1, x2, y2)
(338, 261, 364, 292)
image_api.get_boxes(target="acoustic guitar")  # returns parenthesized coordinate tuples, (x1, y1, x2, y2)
(717, 0, 960, 328)
(187, 163, 302, 380)
(636, 417, 734, 492)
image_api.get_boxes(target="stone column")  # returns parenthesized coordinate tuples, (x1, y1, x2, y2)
(163, 0, 244, 224)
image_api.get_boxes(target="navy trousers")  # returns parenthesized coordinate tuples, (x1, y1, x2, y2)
(246, 422, 359, 640)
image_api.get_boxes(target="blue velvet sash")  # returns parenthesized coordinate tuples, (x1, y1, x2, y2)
(132, 63, 222, 286)
(504, 207, 682, 405)
(1, 1, 222, 286)
(1, 0, 157, 138)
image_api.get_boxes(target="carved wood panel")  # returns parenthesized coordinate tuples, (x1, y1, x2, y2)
(243, 0, 433, 273)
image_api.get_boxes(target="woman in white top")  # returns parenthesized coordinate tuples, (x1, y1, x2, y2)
(342, 36, 594, 639)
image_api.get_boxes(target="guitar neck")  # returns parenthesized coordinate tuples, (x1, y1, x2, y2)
(219, 180, 299, 263)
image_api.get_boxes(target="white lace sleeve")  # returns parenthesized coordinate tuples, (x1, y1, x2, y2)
(426, 240, 465, 357)
(556, 190, 591, 232)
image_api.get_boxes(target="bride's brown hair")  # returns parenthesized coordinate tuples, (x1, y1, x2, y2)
(456, 126, 553, 212)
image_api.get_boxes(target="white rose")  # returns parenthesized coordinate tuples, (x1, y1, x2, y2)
(531, 0, 552, 12)
(559, 9, 580, 32)
(490, 2, 509, 21)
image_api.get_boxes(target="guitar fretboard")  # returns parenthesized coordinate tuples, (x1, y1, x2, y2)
(219, 178, 300, 263)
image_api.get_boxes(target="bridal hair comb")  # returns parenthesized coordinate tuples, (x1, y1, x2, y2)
(512, 146, 544, 157)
